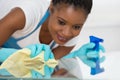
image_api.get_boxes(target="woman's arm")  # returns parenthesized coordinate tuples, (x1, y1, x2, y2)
(0, 7, 25, 46)
(52, 46, 74, 59)
(52, 46, 74, 76)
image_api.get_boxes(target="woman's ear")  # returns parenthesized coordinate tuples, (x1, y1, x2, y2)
(49, 3, 55, 14)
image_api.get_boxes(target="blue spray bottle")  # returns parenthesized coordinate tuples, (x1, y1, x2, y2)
(89, 36, 104, 75)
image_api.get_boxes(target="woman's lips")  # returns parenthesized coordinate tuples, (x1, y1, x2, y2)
(57, 34, 67, 42)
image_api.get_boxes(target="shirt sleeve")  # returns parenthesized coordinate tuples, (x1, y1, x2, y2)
(12, 0, 50, 38)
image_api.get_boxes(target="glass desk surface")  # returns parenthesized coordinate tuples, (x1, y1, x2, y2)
(0, 76, 108, 80)
(0, 76, 80, 80)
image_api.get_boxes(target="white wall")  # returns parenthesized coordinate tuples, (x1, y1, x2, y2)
(87, 0, 120, 27)
(74, 0, 120, 52)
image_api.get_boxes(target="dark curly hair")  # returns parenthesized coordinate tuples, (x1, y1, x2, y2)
(52, 0, 92, 14)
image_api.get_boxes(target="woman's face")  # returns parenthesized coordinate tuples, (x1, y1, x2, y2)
(48, 4, 88, 45)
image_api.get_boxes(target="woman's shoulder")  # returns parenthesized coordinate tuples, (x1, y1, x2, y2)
(0, 0, 50, 9)
(12, 0, 50, 36)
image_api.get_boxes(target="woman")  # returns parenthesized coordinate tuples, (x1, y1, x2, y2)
(0, 0, 105, 78)
(0, 0, 92, 59)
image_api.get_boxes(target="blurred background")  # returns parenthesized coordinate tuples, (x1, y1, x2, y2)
(75, 0, 120, 52)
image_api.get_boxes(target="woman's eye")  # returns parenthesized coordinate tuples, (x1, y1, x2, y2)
(58, 20, 65, 25)
(73, 25, 81, 30)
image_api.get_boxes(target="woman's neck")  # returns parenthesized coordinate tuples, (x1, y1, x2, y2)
(39, 18, 53, 44)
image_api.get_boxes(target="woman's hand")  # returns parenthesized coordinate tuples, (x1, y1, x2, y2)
(52, 68, 68, 76)
(76, 42, 105, 68)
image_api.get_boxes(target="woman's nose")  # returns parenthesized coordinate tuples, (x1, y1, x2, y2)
(62, 27, 72, 37)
